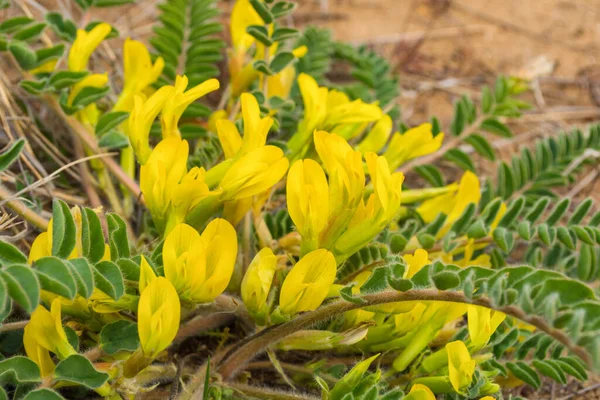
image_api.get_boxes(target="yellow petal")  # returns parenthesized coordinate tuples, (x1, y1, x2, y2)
(139, 255, 157, 293)
(403, 249, 430, 279)
(357, 114, 393, 153)
(446, 340, 476, 393)
(241, 247, 277, 314)
(68, 23, 112, 72)
(217, 119, 243, 159)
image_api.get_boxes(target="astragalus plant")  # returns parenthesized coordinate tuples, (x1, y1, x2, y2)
(0, 0, 600, 399)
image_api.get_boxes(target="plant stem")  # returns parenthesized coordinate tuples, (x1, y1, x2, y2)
(222, 382, 320, 400)
(216, 289, 591, 380)
(0, 185, 49, 231)
(0, 320, 29, 332)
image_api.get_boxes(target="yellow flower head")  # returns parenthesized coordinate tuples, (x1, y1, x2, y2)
(467, 305, 506, 350)
(113, 38, 165, 112)
(161, 75, 220, 138)
(138, 277, 180, 358)
(384, 123, 444, 170)
(217, 93, 273, 159)
(405, 384, 436, 400)
(241, 247, 278, 319)
(230, 0, 262, 53)
(68, 23, 112, 72)
(287, 159, 329, 245)
(417, 171, 481, 236)
(279, 249, 336, 315)
(446, 340, 476, 394)
(24, 299, 76, 361)
(168, 167, 214, 230)
(219, 146, 289, 201)
(163, 221, 237, 303)
(128, 86, 176, 164)
(357, 114, 393, 154)
(139, 255, 157, 293)
(140, 137, 189, 230)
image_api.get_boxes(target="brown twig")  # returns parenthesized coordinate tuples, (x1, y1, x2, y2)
(0, 320, 29, 332)
(0, 185, 49, 231)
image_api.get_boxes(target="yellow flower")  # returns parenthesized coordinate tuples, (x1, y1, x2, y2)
(442, 238, 491, 268)
(138, 277, 180, 358)
(216, 93, 273, 160)
(403, 249, 431, 279)
(446, 340, 476, 394)
(405, 384, 436, 400)
(219, 146, 289, 201)
(67, 73, 108, 126)
(279, 249, 336, 315)
(23, 333, 55, 378)
(357, 114, 393, 154)
(241, 247, 278, 321)
(163, 221, 237, 303)
(29, 59, 58, 75)
(128, 85, 175, 164)
(161, 76, 220, 138)
(467, 305, 506, 349)
(68, 23, 112, 72)
(287, 159, 329, 250)
(140, 137, 189, 230)
(24, 299, 76, 361)
(335, 152, 403, 259)
(113, 38, 165, 112)
(167, 167, 215, 231)
(230, 0, 262, 54)
(288, 74, 382, 159)
(417, 171, 481, 236)
(383, 123, 444, 170)
(139, 255, 157, 293)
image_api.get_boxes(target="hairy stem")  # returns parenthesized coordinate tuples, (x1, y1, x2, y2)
(222, 382, 320, 400)
(216, 289, 591, 381)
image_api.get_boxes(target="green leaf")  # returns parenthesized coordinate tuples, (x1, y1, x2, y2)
(94, 261, 124, 300)
(271, 27, 299, 42)
(45, 13, 77, 42)
(492, 227, 513, 252)
(51, 199, 76, 259)
(19, 79, 47, 95)
(99, 320, 140, 354)
(506, 361, 540, 389)
(546, 198, 570, 226)
(0, 240, 27, 266)
(93, 0, 135, 6)
(432, 271, 460, 290)
(249, 0, 274, 23)
(253, 59, 273, 75)
(9, 41, 37, 70)
(497, 197, 524, 228)
(23, 389, 66, 400)
(13, 22, 47, 42)
(532, 360, 566, 384)
(0, 17, 34, 34)
(246, 25, 272, 47)
(71, 85, 110, 108)
(556, 226, 575, 250)
(450, 100, 466, 136)
(416, 232, 435, 249)
(116, 258, 140, 281)
(106, 213, 130, 260)
(1, 265, 40, 313)
(80, 208, 105, 263)
(577, 244, 594, 281)
(47, 71, 89, 90)
(54, 354, 109, 389)
(339, 285, 366, 305)
(33, 257, 77, 300)
(450, 203, 476, 235)
(269, 51, 294, 73)
(95, 111, 129, 136)
(359, 267, 388, 294)
(481, 86, 494, 113)
(271, 1, 296, 18)
(466, 219, 488, 239)
(34, 44, 65, 67)
(480, 117, 512, 137)
(0, 356, 40, 383)
(414, 164, 444, 187)
(557, 357, 588, 381)
(443, 148, 475, 171)
(465, 133, 495, 161)
(67, 258, 95, 299)
(98, 130, 129, 149)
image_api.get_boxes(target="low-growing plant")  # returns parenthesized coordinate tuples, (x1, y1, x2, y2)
(0, 0, 599, 399)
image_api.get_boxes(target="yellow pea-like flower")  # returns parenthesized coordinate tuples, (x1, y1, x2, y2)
(163, 221, 237, 303)
(68, 23, 112, 72)
(161, 75, 220, 139)
(241, 247, 278, 321)
(128, 86, 176, 164)
(24, 299, 76, 361)
(287, 159, 329, 250)
(67, 73, 108, 126)
(137, 277, 180, 358)
(405, 384, 436, 400)
(403, 249, 431, 279)
(417, 171, 481, 237)
(384, 123, 444, 170)
(279, 249, 336, 315)
(140, 137, 189, 230)
(216, 93, 273, 160)
(219, 146, 289, 201)
(113, 38, 164, 112)
(357, 114, 393, 154)
(166, 167, 216, 232)
(139, 255, 157, 293)
(446, 340, 476, 394)
(467, 305, 506, 350)
(23, 333, 55, 378)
